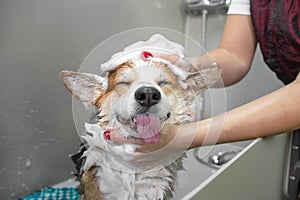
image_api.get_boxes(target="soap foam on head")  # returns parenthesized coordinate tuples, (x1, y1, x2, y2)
(100, 34, 189, 83)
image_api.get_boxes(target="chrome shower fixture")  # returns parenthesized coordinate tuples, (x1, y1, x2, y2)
(184, 0, 231, 14)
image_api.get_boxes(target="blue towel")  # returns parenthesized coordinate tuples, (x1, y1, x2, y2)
(20, 187, 80, 200)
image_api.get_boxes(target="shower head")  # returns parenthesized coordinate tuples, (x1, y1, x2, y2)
(184, 0, 231, 15)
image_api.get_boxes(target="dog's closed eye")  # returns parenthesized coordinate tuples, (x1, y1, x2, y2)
(157, 80, 171, 87)
(115, 81, 131, 96)
(116, 81, 131, 86)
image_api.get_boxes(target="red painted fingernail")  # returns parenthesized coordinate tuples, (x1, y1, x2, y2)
(103, 130, 111, 140)
(141, 51, 153, 61)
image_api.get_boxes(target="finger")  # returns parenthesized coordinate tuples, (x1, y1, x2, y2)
(135, 144, 160, 153)
(152, 53, 196, 73)
(106, 129, 144, 145)
(187, 55, 219, 71)
(152, 53, 179, 64)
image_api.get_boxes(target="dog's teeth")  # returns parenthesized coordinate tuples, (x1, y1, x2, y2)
(131, 117, 137, 123)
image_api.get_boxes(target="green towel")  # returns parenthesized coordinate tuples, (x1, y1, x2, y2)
(20, 187, 80, 200)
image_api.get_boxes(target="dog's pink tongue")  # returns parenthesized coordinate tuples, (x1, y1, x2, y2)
(136, 114, 162, 144)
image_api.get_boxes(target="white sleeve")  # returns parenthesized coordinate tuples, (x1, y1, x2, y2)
(227, 0, 251, 15)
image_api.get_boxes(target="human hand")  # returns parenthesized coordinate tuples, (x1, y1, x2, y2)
(151, 52, 222, 95)
(152, 52, 217, 72)
(105, 124, 194, 169)
(105, 124, 177, 151)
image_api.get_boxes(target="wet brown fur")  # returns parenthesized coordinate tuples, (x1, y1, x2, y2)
(79, 167, 104, 200)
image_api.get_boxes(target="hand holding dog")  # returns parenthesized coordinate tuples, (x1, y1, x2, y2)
(106, 124, 179, 152)
(106, 123, 196, 168)
(152, 52, 217, 72)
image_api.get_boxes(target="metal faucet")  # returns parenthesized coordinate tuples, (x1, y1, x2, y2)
(208, 150, 240, 166)
(184, 0, 231, 15)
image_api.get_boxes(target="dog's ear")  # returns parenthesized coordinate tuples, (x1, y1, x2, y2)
(60, 70, 106, 108)
(184, 67, 222, 96)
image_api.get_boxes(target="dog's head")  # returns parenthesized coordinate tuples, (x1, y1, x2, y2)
(60, 34, 221, 144)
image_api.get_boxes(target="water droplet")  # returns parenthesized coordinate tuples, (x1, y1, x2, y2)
(25, 158, 31, 168)
(49, 138, 56, 143)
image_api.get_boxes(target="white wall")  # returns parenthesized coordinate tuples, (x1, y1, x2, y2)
(0, 0, 183, 199)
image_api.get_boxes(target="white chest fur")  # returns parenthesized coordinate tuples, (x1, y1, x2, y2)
(81, 123, 184, 200)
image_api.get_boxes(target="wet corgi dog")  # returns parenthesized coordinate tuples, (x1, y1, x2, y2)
(60, 34, 220, 200)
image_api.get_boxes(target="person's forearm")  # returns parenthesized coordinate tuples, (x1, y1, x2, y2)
(188, 49, 250, 87)
(207, 48, 254, 86)
(187, 75, 300, 148)
(206, 15, 257, 86)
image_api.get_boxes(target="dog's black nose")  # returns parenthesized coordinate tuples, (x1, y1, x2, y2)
(135, 87, 161, 107)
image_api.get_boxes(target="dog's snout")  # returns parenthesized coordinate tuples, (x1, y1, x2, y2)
(135, 87, 161, 107)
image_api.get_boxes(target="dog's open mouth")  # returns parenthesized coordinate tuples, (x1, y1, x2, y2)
(116, 113, 170, 144)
